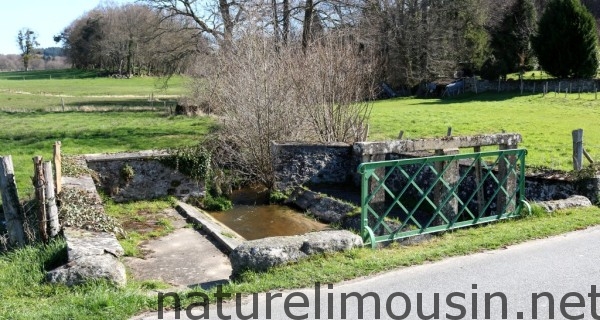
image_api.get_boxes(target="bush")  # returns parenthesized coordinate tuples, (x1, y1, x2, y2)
(201, 195, 233, 212)
(533, 0, 599, 78)
(161, 145, 211, 182)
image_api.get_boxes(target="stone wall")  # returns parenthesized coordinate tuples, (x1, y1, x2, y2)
(272, 140, 600, 203)
(271, 142, 353, 191)
(464, 77, 600, 94)
(85, 151, 203, 202)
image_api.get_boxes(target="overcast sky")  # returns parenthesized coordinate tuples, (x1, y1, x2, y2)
(0, 0, 135, 55)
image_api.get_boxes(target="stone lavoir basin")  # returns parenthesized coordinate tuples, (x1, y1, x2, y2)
(209, 185, 328, 240)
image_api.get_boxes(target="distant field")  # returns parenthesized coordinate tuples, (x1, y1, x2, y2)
(369, 92, 600, 171)
(0, 69, 187, 111)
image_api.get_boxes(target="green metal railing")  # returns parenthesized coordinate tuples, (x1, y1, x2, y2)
(358, 149, 528, 247)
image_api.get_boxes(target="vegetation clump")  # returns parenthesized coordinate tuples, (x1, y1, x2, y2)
(58, 188, 122, 234)
(161, 145, 211, 182)
(533, 0, 600, 78)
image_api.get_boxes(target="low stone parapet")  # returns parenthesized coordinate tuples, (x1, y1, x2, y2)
(229, 230, 362, 276)
(46, 228, 126, 287)
(536, 195, 593, 213)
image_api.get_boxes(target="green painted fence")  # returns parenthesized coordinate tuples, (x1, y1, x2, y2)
(358, 149, 529, 247)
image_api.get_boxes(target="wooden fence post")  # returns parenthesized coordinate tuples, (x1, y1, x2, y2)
(53, 141, 62, 195)
(43, 162, 59, 238)
(33, 156, 48, 243)
(0, 156, 25, 247)
(572, 129, 584, 171)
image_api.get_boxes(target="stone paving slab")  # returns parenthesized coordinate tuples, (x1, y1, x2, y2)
(123, 227, 232, 289)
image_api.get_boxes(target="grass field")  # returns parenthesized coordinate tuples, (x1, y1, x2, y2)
(0, 69, 186, 111)
(368, 92, 600, 171)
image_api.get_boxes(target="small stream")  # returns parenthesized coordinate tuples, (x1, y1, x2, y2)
(209, 186, 328, 240)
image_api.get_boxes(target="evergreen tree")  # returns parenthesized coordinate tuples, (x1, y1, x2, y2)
(481, 0, 536, 80)
(533, 0, 599, 78)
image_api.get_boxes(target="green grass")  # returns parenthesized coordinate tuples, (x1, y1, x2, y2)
(0, 69, 187, 111)
(0, 112, 214, 196)
(505, 70, 555, 80)
(104, 198, 178, 257)
(369, 92, 600, 171)
(0, 239, 156, 320)
(2, 207, 600, 319)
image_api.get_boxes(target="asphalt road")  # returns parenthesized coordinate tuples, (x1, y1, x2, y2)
(134, 226, 600, 320)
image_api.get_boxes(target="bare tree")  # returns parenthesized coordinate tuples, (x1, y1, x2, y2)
(142, 0, 247, 45)
(56, 3, 199, 75)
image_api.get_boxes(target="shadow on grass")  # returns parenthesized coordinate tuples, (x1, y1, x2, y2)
(0, 112, 217, 151)
(0, 69, 100, 80)
(65, 99, 171, 108)
(388, 91, 542, 106)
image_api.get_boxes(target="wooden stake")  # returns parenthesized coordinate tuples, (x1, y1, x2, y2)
(33, 156, 48, 242)
(572, 129, 584, 171)
(43, 162, 59, 238)
(583, 148, 595, 164)
(53, 141, 62, 195)
(0, 156, 25, 247)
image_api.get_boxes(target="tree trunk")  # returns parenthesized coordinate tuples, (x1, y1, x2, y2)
(302, 0, 315, 52)
(0, 156, 25, 247)
(272, 0, 281, 46)
(283, 0, 290, 44)
(219, 0, 234, 44)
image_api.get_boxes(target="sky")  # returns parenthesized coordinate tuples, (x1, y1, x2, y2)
(0, 0, 135, 55)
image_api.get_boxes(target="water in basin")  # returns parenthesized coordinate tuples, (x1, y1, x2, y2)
(209, 185, 328, 240)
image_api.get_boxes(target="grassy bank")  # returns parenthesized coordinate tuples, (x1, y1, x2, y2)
(0, 111, 213, 195)
(369, 92, 600, 171)
(2, 206, 600, 319)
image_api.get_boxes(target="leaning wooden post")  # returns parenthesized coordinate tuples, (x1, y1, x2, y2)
(33, 156, 48, 242)
(572, 129, 584, 171)
(53, 141, 62, 195)
(0, 156, 26, 247)
(43, 162, 59, 238)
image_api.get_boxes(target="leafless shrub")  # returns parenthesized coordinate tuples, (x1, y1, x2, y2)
(289, 34, 376, 143)
(192, 29, 377, 187)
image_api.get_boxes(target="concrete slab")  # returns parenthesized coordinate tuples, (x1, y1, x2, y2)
(123, 227, 232, 289)
(175, 202, 246, 252)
